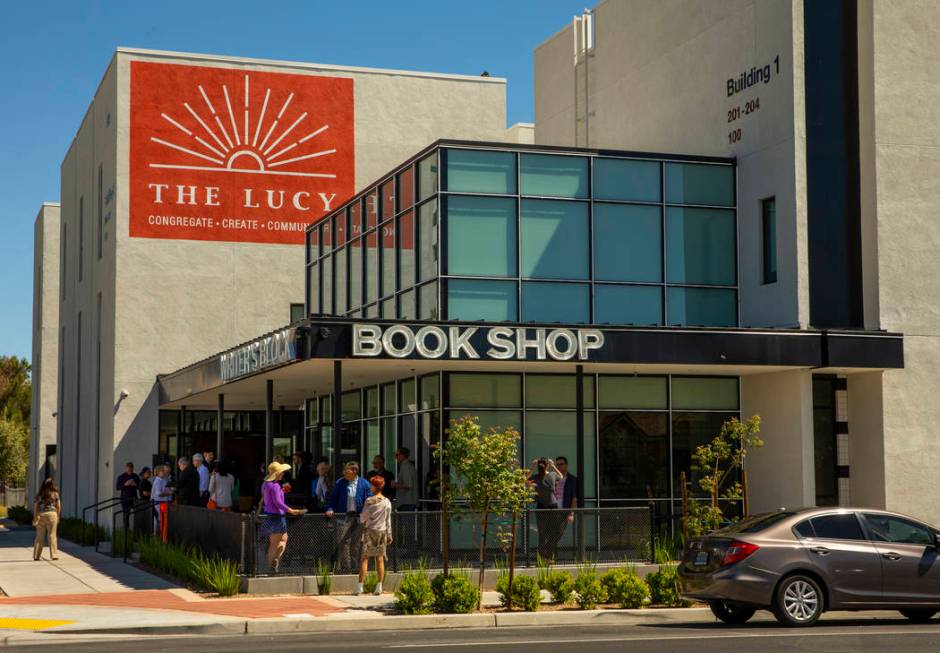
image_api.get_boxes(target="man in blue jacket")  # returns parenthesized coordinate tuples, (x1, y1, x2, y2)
(326, 461, 372, 571)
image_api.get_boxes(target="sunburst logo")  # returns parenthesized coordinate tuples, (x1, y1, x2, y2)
(152, 74, 335, 178)
(130, 61, 355, 244)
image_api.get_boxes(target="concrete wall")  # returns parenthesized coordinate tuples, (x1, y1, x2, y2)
(504, 122, 535, 144)
(51, 49, 508, 513)
(741, 369, 815, 513)
(28, 203, 60, 501)
(863, 1, 940, 526)
(534, 0, 809, 329)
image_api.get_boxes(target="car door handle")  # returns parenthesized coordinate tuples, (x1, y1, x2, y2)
(882, 552, 902, 561)
(809, 546, 831, 556)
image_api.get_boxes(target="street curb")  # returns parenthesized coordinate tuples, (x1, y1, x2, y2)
(41, 607, 714, 637)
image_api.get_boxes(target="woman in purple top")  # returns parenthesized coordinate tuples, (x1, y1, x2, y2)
(261, 461, 301, 574)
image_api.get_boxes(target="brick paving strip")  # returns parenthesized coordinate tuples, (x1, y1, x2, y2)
(0, 589, 344, 619)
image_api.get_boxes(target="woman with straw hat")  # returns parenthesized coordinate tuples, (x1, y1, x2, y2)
(261, 460, 302, 574)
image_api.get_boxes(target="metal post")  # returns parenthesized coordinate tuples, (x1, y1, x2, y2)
(179, 406, 187, 465)
(332, 361, 342, 474)
(648, 504, 656, 565)
(575, 364, 586, 562)
(216, 394, 224, 461)
(265, 380, 274, 463)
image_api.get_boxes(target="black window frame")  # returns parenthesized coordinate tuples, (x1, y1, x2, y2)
(808, 512, 867, 541)
(761, 196, 777, 285)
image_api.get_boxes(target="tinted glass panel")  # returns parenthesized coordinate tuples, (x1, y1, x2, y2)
(448, 373, 521, 408)
(349, 202, 362, 239)
(417, 153, 438, 202)
(598, 376, 667, 410)
(335, 247, 347, 314)
(526, 411, 592, 499)
(863, 514, 933, 545)
(525, 375, 576, 408)
(399, 289, 415, 320)
(418, 281, 439, 320)
(380, 180, 395, 220)
(594, 285, 662, 326)
(666, 207, 736, 285)
(449, 410, 523, 436)
(521, 200, 589, 279)
(333, 212, 347, 247)
(593, 158, 661, 202)
(672, 412, 738, 494)
(381, 297, 396, 318)
(794, 519, 816, 539)
(418, 200, 438, 282)
(666, 287, 737, 327)
(762, 197, 777, 284)
(307, 263, 319, 314)
(811, 513, 866, 541)
(321, 254, 332, 314)
(348, 240, 361, 310)
(445, 196, 516, 277)
(398, 210, 415, 289)
(671, 377, 739, 410)
(521, 282, 589, 324)
(397, 166, 415, 212)
(366, 388, 379, 419)
(381, 383, 396, 416)
(599, 412, 668, 499)
(381, 221, 396, 296)
(443, 149, 516, 194)
(400, 379, 417, 413)
(365, 190, 379, 228)
(420, 375, 440, 410)
(594, 203, 662, 282)
(341, 390, 360, 421)
(664, 163, 734, 206)
(719, 511, 796, 534)
(520, 154, 589, 198)
(447, 279, 517, 321)
(365, 231, 378, 302)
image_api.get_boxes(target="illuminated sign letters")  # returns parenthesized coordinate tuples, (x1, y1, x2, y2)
(352, 324, 605, 361)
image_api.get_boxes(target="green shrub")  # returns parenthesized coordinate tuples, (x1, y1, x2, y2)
(496, 573, 540, 611)
(8, 505, 33, 525)
(541, 569, 574, 604)
(431, 572, 480, 613)
(363, 571, 379, 594)
(601, 567, 649, 609)
(57, 517, 107, 545)
(573, 568, 608, 610)
(646, 565, 689, 607)
(190, 551, 241, 596)
(315, 559, 332, 595)
(395, 568, 434, 615)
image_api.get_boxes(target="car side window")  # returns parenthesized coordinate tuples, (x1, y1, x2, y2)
(863, 513, 934, 546)
(810, 513, 866, 541)
(793, 519, 815, 539)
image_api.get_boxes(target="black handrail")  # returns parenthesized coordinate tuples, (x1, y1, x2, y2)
(111, 501, 155, 562)
(81, 497, 123, 549)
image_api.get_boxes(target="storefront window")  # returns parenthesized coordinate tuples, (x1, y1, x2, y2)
(449, 410, 522, 436)
(665, 162, 734, 207)
(665, 207, 736, 286)
(341, 390, 361, 421)
(447, 279, 517, 322)
(672, 412, 739, 493)
(521, 282, 589, 323)
(598, 412, 668, 499)
(525, 374, 576, 408)
(671, 377, 739, 410)
(365, 387, 379, 418)
(521, 199, 589, 279)
(520, 154, 589, 198)
(400, 378, 417, 413)
(443, 148, 516, 195)
(593, 158, 661, 202)
(445, 196, 516, 277)
(666, 287, 737, 327)
(381, 383, 396, 416)
(417, 152, 438, 202)
(593, 203, 661, 282)
(366, 420, 381, 463)
(397, 210, 415, 289)
(598, 376, 667, 410)
(448, 373, 521, 408)
(417, 200, 437, 282)
(420, 374, 440, 410)
(594, 284, 662, 325)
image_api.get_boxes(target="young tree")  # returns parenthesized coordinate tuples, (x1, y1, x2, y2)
(0, 356, 31, 424)
(0, 418, 28, 489)
(438, 416, 532, 607)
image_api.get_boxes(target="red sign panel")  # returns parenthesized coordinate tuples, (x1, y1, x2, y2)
(130, 61, 354, 244)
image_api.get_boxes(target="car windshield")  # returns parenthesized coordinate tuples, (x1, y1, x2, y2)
(715, 511, 796, 534)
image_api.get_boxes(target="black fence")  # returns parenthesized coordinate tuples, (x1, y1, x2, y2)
(164, 504, 255, 573)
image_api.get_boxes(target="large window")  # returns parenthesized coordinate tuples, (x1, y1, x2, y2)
(520, 154, 589, 198)
(443, 149, 516, 195)
(445, 196, 516, 277)
(762, 197, 777, 284)
(594, 158, 660, 202)
(522, 282, 589, 323)
(593, 204, 661, 282)
(447, 279, 516, 322)
(521, 200, 589, 279)
(664, 163, 735, 207)
(666, 208, 736, 286)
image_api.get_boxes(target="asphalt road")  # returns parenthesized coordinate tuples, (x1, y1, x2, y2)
(11, 618, 940, 653)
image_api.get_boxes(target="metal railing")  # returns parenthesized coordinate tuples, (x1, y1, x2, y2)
(81, 497, 124, 551)
(111, 501, 158, 562)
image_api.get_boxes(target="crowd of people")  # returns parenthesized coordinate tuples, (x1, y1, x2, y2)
(101, 447, 579, 593)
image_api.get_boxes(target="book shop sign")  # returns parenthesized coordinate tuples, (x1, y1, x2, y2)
(353, 324, 605, 361)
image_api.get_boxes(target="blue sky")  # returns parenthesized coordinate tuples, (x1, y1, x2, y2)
(0, 0, 585, 361)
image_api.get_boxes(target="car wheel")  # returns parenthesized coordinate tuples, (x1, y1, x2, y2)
(709, 600, 757, 625)
(900, 609, 937, 623)
(772, 575, 823, 627)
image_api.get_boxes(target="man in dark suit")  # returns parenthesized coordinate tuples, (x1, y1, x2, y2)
(175, 457, 201, 507)
(554, 456, 580, 559)
(115, 462, 140, 527)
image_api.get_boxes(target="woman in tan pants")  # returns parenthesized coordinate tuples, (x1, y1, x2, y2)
(32, 478, 61, 561)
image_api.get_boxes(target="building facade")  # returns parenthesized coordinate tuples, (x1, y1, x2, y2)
(40, 48, 513, 514)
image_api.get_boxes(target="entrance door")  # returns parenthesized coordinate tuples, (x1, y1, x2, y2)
(861, 512, 940, 604)
(801, 512, 883, 606)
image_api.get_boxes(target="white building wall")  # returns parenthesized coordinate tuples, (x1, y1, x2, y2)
(29, 203, 60, 502)
(51, 49, 509, 513)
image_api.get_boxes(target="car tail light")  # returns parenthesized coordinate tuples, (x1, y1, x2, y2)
(722, 540, 759, 566)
